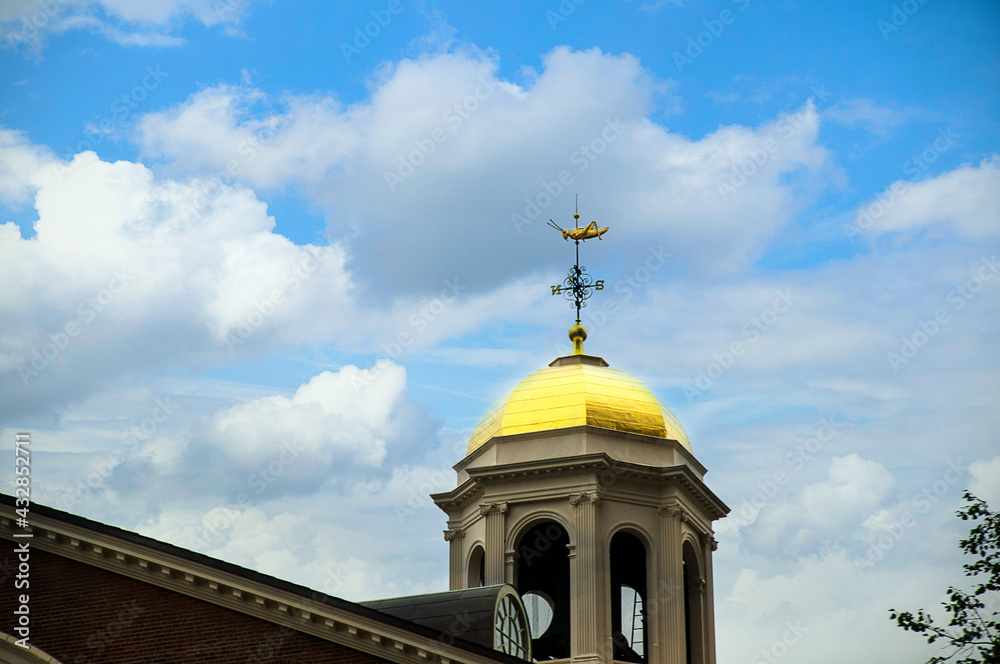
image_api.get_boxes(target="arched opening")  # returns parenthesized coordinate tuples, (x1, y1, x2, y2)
(516, 520, 570, 660)
(682, 540, 705, 664)
(468, 544, 486, 588)
(610, 531, 648, 662)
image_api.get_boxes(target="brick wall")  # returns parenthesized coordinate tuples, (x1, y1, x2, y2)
(0, 545, 395, 664)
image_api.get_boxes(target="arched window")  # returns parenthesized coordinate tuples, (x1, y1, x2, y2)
(610, 531, 648, 662)
(495, 593, 531, 659)
(468, 544, 486, 587)
(516, 521, 570, 660)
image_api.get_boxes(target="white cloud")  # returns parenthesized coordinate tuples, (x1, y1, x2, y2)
(741, 455, 895, 555)
(824, 98, 931, 138)
(854, 157, 1000, 239)
(0, 145, 358, 419)
(969, 455, 1000, 506)
(0, 128, 56, 205)
(136, 498, 448, 601)
(1, 0, 254, 56)
(720, 548, 950, 664)
(199, 363, 410, 473)
(135, 48, 833, 294)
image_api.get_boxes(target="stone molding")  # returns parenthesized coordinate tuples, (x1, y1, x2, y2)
(0, 509, 512, 664)
(434, 453, 728, 521)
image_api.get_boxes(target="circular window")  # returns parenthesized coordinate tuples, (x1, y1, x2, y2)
(521, 591, 554, 638)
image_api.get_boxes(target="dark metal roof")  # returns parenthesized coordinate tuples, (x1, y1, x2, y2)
(0, 493, 525, 664)
(361, 585, 512, 650)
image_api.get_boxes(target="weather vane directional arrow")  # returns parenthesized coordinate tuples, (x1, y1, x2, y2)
(547, 196, 609, 326)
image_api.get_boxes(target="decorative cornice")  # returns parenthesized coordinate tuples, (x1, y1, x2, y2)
(431, 481, 483, 514)
(440, 454, 728, 521)
(454, 425, 707, 477)
(0, 509, 514, 664)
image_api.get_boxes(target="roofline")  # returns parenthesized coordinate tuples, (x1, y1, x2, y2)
(0, 494, 525, 664)
(455, 424, 708, 476)
(433, 451, 730, 521)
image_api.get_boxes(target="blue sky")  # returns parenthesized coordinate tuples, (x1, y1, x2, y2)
(1, 1, 999, 662)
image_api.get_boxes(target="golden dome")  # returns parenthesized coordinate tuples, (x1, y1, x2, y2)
(467, 353, 690, 454)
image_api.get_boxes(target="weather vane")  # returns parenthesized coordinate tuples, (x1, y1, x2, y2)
(548, 196, 609, 339)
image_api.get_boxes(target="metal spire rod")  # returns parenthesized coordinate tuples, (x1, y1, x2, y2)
(547, 199, 608, 325)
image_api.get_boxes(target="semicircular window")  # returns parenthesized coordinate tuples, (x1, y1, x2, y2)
(495, 593, 530, 660)
(521, 591, 554, 638)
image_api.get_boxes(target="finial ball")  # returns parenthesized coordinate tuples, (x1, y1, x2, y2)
(569, 323, 588, 355)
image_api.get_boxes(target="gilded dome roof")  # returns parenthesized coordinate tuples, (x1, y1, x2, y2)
(467, 353, 690, 454)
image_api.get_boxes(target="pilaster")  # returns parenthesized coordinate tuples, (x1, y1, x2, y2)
(570, 491, 603, 664)
(657, 505, 686, 664)
(480, 502, 508, 586)
(702, 534, 719, 664)
(444, 528, 465, 590)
